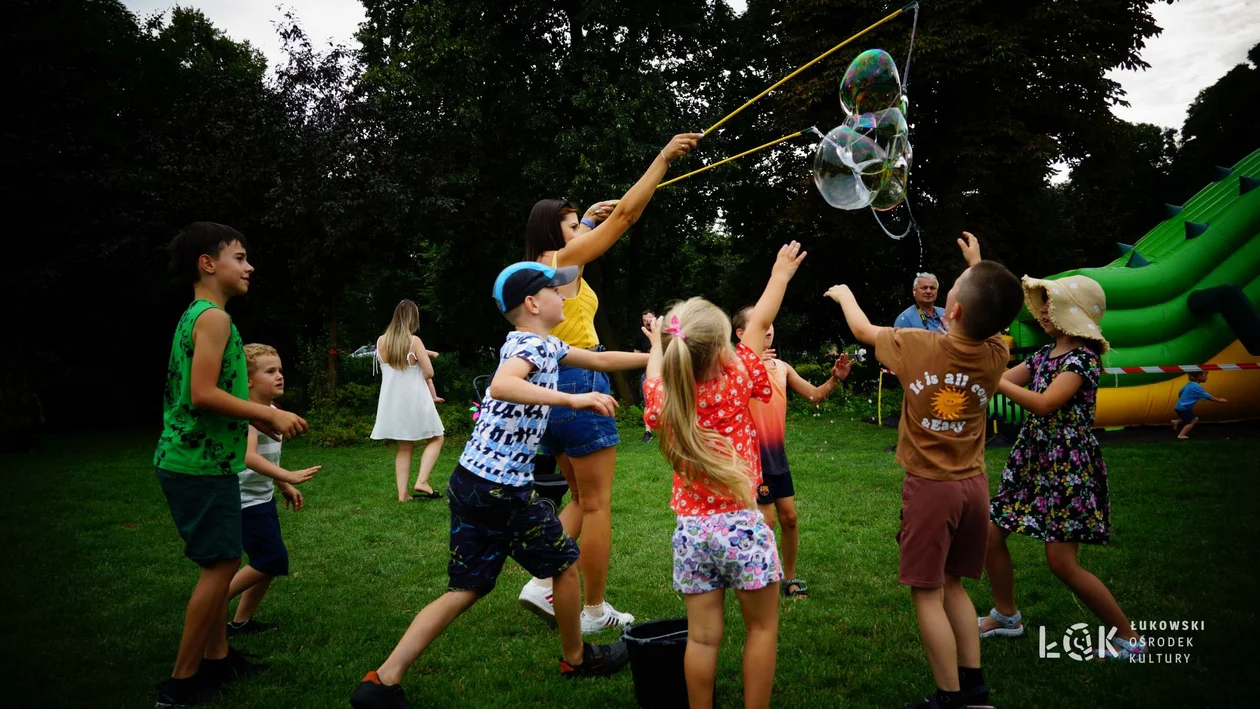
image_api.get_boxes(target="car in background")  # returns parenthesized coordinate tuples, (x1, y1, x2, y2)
(349, 345, 377, 359)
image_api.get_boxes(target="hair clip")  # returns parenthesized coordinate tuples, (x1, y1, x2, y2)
(663, 315, 686, 341)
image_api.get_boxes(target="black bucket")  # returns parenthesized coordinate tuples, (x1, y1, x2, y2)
(623, 618, 692, 708)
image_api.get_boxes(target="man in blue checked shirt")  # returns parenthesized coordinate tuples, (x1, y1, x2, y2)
(893, 272, 947, 333)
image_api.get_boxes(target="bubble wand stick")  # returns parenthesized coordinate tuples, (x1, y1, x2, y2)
(701, 2, 918, 137)
(657, 129, 811, 188)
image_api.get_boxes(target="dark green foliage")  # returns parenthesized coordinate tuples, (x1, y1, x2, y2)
(11, 0, 1251, 440)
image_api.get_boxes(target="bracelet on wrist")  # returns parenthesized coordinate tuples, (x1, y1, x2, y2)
(581, 217, 598, 229)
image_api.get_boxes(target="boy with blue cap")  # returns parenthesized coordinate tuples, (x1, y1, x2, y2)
(351, 262, 648, 708)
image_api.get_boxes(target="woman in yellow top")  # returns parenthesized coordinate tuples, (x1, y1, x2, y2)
(518, 132, 701, 633)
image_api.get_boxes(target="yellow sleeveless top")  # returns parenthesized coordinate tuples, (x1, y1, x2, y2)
(549, 253, 600, 349)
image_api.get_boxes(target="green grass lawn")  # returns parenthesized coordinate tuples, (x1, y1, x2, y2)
(3, 419, 1257, 707)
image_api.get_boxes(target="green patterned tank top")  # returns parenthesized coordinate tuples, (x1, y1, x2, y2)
(153, 300, 250, 475)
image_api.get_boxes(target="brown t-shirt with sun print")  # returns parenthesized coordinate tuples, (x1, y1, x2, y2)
(876, 328, 1009, 481)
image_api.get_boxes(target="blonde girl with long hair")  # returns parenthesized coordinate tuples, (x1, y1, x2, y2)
(370, 300, 446, 502)
(642, 242, 806, 709)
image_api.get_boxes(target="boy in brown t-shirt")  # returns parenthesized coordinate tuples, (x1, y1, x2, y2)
(825, 233, 1023, 709)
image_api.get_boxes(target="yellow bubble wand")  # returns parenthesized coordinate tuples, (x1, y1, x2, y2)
(660, 1, 918, 188)
(657, 129, 809, 188)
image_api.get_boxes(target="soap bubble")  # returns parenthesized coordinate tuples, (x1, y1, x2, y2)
(870, 146, 910, 211)
(848, 107, 909, 163)
(813, 125, 881, 210)
(816, 49, 914, 218)
(840, 49, 901, 116)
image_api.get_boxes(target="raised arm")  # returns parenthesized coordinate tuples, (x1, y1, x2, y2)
(551, 133, 702, 268)
(645, 318, 663, 379)
(957, 231, 983, 267)
(740, 241, 807, 355)
(785, 360, 845, 404)
(824, 285, 884, 346)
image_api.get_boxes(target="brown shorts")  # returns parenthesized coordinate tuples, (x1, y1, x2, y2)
(896, 472, 990, 588)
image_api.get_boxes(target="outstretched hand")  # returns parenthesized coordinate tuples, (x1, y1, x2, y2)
(661, 133, 703, 164)
(585, 200, 619, 223)
(957, 231, 982, 266)
(824, 285, 850, 303)
(644, 315, 664, 350)
(832, 354, 853, 381)
(772, 241, 807, 282)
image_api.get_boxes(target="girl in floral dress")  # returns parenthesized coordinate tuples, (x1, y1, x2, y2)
(979, 275, 1144, 660)
(642, 242, 805, 709)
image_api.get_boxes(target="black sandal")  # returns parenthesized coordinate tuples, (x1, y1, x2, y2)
(783, 578, 809, 598)
(410, 489, 442, 500)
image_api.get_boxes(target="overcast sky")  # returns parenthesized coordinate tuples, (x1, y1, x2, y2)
(122, 0, 1257, 131)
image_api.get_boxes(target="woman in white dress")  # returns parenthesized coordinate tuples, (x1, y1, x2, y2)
(371, 300, 446, 501)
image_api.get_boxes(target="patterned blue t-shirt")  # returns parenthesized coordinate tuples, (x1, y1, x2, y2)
(458, 331, 570, 487)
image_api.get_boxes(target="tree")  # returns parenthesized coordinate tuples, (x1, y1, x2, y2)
(1175, 42, 1259, 193)
(354, 0, 739, 396)
(693, 0, 1165, 345)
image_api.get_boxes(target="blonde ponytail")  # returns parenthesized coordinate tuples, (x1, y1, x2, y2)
(657, 298, 755, 509)
(381, 300, 420, 369)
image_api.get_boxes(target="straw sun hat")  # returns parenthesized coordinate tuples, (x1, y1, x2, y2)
(1020, 275, 1110, 353)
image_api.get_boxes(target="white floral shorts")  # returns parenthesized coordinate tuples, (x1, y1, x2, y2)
(672, 510, 782, 594)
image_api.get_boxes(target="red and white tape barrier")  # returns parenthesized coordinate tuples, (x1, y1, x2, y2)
(1102, 363, 1260, 375)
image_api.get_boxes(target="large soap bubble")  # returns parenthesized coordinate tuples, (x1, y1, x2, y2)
(816, 48, 913, 217)
(840, 49, 901, 116)
(870, 143, 911, 211)
(813, 125, 882, 210)
(845, 107, 909, 164)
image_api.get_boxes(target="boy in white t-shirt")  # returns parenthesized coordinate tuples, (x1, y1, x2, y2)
(225, 344, 321, 636)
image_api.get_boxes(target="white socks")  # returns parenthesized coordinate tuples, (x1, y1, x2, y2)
(584, 603, 605, 618)
(530, 578, 553, 590)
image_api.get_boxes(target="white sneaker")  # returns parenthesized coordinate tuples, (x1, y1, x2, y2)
(580, 602, 635, 634)
(518, 581, 556, 628)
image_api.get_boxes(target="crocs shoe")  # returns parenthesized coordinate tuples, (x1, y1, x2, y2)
(978, 608, 1024, 638)
(580, 602, 635, 634)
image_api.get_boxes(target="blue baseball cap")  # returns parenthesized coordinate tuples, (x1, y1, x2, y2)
(493, 262, 579, 313)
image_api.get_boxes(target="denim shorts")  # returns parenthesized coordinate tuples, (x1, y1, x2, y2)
(539, 360, 621, 458)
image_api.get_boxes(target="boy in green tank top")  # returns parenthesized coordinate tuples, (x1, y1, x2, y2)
(153, 222, 308, 708)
